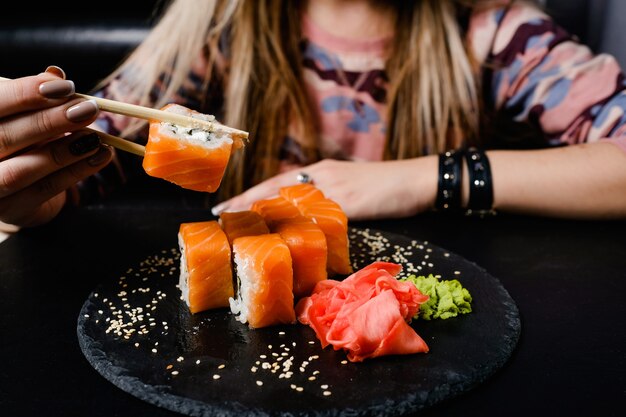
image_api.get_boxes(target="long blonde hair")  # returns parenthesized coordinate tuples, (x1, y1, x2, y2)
(102, 0, 504, 198)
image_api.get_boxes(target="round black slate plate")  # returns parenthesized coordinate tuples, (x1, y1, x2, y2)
(77, 227, 520, 417)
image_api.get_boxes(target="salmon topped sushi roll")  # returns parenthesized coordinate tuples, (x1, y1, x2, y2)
(229, 234, 296, 328)
(300, 198, 353, 276)
(273, 216, 327, 299)
(250, 196, 301, 228)
(219, 210, 269, 246)
(178, 221, 233, 313)
(142, 104, 244, 192)
(279, 184, 325, 208)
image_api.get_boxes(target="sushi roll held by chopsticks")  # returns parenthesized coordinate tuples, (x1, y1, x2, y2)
(0, 76, 249, 194)
(141, 104, 247, 192)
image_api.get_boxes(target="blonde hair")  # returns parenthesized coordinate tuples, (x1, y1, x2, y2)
(101, 0, 506, 199)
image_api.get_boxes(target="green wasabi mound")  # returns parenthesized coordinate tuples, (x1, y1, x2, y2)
(401, 274, 472, 320)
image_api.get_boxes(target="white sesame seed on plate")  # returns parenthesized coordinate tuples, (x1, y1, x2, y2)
(213, 374, 221, 380)
(256, 380, 263, 386)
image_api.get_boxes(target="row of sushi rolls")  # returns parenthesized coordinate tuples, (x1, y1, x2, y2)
(145, 104, 471, 362)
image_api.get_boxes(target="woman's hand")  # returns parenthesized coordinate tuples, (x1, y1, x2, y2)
(213, 157, 439, 220)
(0, 67, 113, 230)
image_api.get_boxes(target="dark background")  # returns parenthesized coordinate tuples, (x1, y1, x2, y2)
(0, 0, 624, 92)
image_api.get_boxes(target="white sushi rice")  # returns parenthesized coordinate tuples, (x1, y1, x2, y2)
(229, 250, 257, 325)
(154, 104, 233, 148)
(177, 233, 190, 308)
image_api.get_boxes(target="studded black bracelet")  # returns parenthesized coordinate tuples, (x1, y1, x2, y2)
(435, 149, 463, 211)
(464, 147, 495, 215)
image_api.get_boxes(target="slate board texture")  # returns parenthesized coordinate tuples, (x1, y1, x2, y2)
(78, 228, 521, 417)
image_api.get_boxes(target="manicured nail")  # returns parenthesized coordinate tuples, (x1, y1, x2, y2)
(211, 203, 227, 216)
(39, 79, 75, 99)
(44, 65, 66, 79)
(69, 132, 101, 156)
(87, 145, 113, 167)
(66, 100, 99, 123)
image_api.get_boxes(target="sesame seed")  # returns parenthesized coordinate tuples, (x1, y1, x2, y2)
(213, 374, 221, 380)
(171, 371, 179, 376)
(196, 360, 201, 365)
(256, 380, 263, 386)
(166, 364, 173, 370)
(341, 360, 348, 365)
(278, 331, 285, 335)
(152, 348, 157, 353)
(323, 390, 332, 396)
(321, 384, 328, 389)
(218, 364, 226, 369)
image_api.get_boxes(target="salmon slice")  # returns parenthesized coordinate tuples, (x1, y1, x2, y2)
(142, 104, 233, 192)
(219, 210, 269, 246)
(250, 196, 301, 228)
(279, 183, 325, 208)
(229, 234, 296, 328)
(300, 198, 353, 276)
(272, 216, 328, 299)
(178, 221, 233, 313)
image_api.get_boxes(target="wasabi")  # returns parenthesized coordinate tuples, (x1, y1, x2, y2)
(401, 274, 472, 320)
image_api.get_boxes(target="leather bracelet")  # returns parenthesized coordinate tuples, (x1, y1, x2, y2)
(464, 147, 496, 216)
(435, 149, 463, 211)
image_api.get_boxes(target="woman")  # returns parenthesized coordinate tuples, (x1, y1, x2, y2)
(1, 0, 625, 231)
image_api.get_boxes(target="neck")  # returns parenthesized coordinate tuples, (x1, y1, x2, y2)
(302, 0, 396, 40)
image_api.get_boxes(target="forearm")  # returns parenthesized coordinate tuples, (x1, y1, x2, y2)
(473, 142, 626, 219)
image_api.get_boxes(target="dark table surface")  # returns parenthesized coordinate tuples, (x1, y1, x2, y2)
(1, 178, 624, 417)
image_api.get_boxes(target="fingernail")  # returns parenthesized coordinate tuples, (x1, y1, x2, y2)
(87, 145, 112, 166)
(211, 203, 227, 216)
(44, 65, 66, 79)
(39, 79, 75, 99)
(66, 100, 99, 123)
(69, 132, 101, 155)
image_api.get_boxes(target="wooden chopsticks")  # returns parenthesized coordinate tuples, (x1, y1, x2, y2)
(87, 128, 146, 157)
(75, 93, 249, 140)
(0, 76, 249, 157)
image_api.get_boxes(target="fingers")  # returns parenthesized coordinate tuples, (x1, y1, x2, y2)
(0, 130, 102, 199)
(0, 97, 99, 159)
(0, 144, 113, 226)
(211, 171, 299, 215)
(0, 66, 99, 159)
(0, 70, 75, 119)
